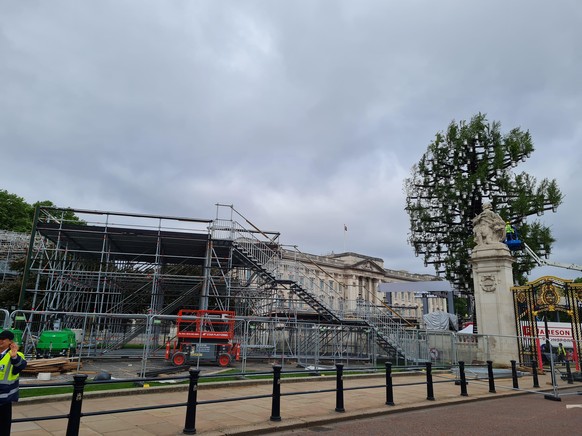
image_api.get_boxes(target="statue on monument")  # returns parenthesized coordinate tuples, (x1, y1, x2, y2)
(472, 202, 506, 246)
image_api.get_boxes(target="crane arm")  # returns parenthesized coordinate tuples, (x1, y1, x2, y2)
(522, 242, 582, 273)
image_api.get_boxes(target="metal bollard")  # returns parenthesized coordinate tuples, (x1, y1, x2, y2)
(335, 363, 345, 412)
(510, 360, 519, 389)
(459, 361, 468, 397)
(385, 362, 395, 406)
(66, 373, 87, 436)
(425, 362, 435, 401)
(270, 365, 282, 421)
(566, 361, 574, 385)
(531, 360, 540, 388)
(487, 360, 496, 393)
(183, 368, 200, 435)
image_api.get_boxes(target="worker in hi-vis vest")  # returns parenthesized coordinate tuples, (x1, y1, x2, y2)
(0, 329, 27, 435)
(505, 222, 516, 240)
(556, 342, 567, 364)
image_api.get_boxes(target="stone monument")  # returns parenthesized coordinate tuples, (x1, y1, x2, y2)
(470, 203, 519, 364)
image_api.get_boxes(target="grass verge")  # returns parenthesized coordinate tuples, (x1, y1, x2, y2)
(20, 367, 385, 399)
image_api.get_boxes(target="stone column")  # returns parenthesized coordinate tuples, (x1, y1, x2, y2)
(470, 203, 520, 365)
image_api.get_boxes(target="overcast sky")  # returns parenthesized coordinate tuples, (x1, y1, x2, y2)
(1, 1, 581, 281)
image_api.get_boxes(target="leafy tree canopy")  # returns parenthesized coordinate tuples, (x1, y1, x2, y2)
(404, 113, 563, 294)
(0, 190, 33, 232)
(0, 190, 84, 232)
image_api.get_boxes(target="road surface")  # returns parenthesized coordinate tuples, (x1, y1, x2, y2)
(278, 390, 582, 435)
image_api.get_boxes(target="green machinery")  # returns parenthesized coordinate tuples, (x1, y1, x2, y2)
(35, 328, 77, 358)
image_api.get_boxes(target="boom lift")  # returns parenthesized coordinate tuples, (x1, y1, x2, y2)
(504, 229, 582, 273)
(165, 310, 240, 367)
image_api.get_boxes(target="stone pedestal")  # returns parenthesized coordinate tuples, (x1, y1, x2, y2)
(471, 242, 519, 365)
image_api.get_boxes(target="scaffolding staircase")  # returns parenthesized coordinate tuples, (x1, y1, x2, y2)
(211, 207, 421, 362)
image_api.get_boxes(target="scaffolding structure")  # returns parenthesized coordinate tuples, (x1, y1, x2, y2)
(1, 230, 30, 283)
(15, 205, 427, 365)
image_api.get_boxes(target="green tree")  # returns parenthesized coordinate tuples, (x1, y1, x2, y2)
(0, 191, 85, 232)
(404, 114, 563, 295)
(453, 296, 469, 317)
(0, 190, 33, 232)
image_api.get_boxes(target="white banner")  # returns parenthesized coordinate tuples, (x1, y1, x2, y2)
(521, 321, 574, 348)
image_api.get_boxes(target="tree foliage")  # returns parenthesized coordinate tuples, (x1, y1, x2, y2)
(0, 190, 33, 232)
(0, 191, 85, 232)
(404, 114, 563, 294)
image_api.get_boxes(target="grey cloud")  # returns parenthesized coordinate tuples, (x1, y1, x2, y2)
(1, 0, 581, 279)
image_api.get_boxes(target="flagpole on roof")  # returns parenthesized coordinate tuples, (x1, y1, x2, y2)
(343, 224, 347, 253)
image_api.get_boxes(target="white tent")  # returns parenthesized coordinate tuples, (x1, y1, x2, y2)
(458, 323, 474, 334)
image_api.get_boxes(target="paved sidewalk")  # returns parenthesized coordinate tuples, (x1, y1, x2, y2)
(11, 371, 554, 435)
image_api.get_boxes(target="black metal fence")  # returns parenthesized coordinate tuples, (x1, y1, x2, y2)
(14, 360, 552, 435)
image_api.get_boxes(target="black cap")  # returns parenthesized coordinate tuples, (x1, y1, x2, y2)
(0, 330, 14, 340)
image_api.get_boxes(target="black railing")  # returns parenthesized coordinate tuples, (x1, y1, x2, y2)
(13, 361, 543, 435)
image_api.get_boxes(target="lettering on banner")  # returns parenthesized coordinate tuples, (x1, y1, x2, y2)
(521, 321, 574, 347)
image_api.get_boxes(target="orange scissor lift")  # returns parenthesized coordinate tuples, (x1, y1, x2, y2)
(165, 309, 240, 367)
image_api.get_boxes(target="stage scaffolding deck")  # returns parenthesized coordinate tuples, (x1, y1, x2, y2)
(15, 205, 427, 366)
